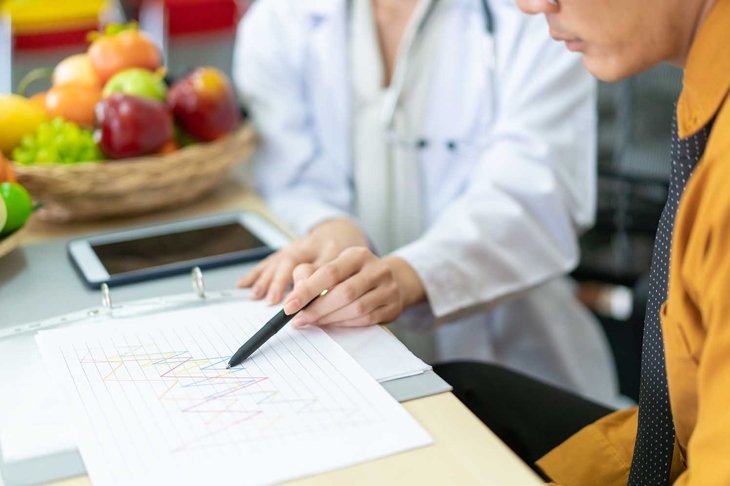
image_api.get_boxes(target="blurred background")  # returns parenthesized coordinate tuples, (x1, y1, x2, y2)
(0, 0, 684, 402)
(0, 0, 250, 95)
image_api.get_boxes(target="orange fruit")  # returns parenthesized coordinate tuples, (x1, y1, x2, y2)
(29, 91, 48, 113)
(156, 140, 180, 155)
(0, 153, 16, 183)
(88, 30, 161, 84)
(45, 84, 101, 128)
(53, 53, 100, 89)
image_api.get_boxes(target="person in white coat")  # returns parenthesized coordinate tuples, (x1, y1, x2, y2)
(233, 0, 619, 405)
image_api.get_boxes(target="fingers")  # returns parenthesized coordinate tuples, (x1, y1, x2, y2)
(314, 284, 395, 325)
(236, 241, 318, 301)
(334, 302, 401, 327)
(292, 263, 316, 284)
(299, 302, 400, 328)
(265, 256, 297, 304)
(313, 240, 345, 266)
(284, 247, 374, 315)
(236, 258, 269, 288)
(236, 259, 274, 299)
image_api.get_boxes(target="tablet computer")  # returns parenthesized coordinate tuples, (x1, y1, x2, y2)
(67, 212, 289, 289)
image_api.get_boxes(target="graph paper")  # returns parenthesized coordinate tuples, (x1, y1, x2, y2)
(36, 300, 432, 485)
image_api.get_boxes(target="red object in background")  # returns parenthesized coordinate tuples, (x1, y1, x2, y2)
(165, 0, 239, 36)
(167, 66, 240, 142)
(96, 93, 173, 159)
(13, 28, 94, 51)
(125, 0, 248, 33)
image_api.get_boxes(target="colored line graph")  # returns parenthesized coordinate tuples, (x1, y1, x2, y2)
(75, 344, 355, 452)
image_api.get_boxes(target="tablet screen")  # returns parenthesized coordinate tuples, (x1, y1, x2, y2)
(92, 223, 267, 275)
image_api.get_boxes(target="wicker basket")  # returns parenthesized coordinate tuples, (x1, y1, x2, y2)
(0, 225, 28, 258)
(12, 125, 256, 222)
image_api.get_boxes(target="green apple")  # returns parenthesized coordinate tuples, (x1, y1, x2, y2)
(102, 68, 167, 102)
(0, 196, 7, 234)
(0, 182, 33, 235)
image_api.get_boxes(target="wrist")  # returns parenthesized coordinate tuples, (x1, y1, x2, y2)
(383, 256, 426, 309)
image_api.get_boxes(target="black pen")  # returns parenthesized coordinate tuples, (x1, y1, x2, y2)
(227, 289, 328, 368)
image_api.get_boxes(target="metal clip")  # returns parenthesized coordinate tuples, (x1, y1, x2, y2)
(101, 283, 113, 309)
(192, 267, 206, 299)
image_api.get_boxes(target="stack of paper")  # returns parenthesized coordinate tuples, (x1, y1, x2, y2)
(35, 300, 432, 485)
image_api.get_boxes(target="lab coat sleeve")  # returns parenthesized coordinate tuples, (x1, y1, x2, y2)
(233, 2, 353, 236)
(393, 14, 597, 321)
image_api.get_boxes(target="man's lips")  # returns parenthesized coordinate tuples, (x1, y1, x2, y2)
(551, 32, 584, 52)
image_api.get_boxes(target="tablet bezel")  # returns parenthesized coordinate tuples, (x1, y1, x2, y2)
(67, 212, 290, 289)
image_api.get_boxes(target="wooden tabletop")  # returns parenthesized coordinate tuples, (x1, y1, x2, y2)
(14, 163, 542, 486)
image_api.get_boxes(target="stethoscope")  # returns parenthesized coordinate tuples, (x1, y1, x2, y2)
(353, 0, 497, 155)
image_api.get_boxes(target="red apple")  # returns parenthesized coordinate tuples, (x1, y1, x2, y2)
(167, 67, 240, 142)
(95, 93, 173, 159)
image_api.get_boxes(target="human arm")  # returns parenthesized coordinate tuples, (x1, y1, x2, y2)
(234, 2, 367, 301)
(233, 1, 352, 237)
(671, 135, 730, 485)
(390, 9, 597, 322)
(282, 8, 596, 327)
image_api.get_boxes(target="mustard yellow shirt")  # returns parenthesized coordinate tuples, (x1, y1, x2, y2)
(538, 1, 730, 484)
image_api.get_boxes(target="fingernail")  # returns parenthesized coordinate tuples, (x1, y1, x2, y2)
(284, 299, 300, 315)
(291, 314, 307, 327)
(252, 286, 263, 299)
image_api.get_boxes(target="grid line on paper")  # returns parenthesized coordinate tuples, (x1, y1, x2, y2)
(64, 323, 366, 453)
(40, 300, 432, 486)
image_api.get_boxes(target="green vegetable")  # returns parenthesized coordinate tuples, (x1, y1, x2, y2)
(12, 118, 104, 165)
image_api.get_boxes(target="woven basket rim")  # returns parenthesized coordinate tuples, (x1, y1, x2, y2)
(10, 124, 256, 222)
(11, 124, 255, 174)
(0, 224, 28, 258)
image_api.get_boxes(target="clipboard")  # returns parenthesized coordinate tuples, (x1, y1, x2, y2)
(0, 267, 450, 486)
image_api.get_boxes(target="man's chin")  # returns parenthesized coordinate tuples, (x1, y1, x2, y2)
(582, 53, 650, 83)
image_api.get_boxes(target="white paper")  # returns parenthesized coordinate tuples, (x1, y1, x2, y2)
(326, 326, 431, 382)
(36, 300, 432, 486)
(0, 299, 430, 473)
(0, 333, 76, 464)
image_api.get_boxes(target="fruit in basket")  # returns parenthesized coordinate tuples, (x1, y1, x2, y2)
(0, 182, 33, 236)
(12, 118, 103, 165)
(0, 94, 47, 156)
(95, 94, 173, 159)
(156, 140, 180, 155)
(29, 91, 48, 112)
(44, 84, 102, 128)
(52, 54, 100, 89)
(88, 24, 162, 84)
(0, 197, 5, 234)
(102, 68, 167, 101)
(0, 153, 17, 182)
(167, 67, 240, 142)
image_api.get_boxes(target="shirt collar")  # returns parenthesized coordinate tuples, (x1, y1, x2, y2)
(677, 0, 730, 139)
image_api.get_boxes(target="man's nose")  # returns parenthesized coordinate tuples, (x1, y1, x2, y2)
(516, 0, 559, 15)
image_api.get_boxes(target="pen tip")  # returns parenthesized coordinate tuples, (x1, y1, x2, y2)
(226, 364, 231, 369)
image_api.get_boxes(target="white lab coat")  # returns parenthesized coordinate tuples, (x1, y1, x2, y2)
(234, 0, 619, 405)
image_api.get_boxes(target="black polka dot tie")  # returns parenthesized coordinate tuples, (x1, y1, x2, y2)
(628, 109, 712, 485)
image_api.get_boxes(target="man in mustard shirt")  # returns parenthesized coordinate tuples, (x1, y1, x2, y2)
(434, 0, 730, 484)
